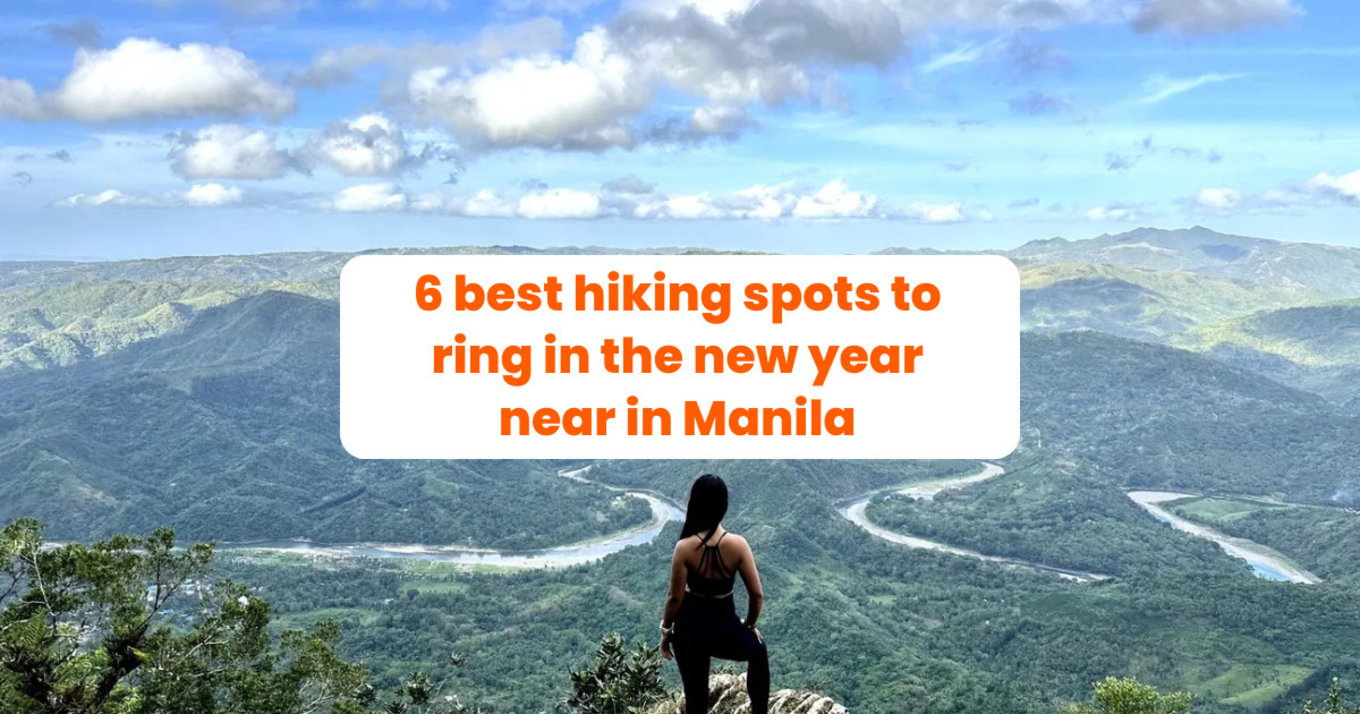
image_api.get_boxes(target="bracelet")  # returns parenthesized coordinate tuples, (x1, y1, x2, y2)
(659, 621, 675, 636)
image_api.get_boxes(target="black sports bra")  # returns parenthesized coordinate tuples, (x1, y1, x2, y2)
(686, 531, 735, 598)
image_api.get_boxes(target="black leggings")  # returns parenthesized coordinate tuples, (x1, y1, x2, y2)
(672, 598, 769, 714)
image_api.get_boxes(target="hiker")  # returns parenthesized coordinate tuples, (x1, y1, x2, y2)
(659, 474, 769, 714)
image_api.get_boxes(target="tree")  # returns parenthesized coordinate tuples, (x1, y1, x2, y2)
(1066, 677, 1192, 714)
(1304, 678, 1359, 714)
(0, 518, 468, 714)
(562, 633, 666, 714)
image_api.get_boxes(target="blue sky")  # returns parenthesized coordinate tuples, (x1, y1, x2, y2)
(1, 0, 1357, 259)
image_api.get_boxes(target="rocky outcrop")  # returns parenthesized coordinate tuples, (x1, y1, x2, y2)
(650, 673, 848, 714)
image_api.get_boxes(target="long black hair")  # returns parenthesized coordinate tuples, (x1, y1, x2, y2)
(679, 473, 728, 543)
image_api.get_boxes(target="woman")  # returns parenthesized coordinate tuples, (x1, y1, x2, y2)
(659, 474, 768, 714)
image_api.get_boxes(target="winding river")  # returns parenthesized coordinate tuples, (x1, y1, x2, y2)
(222, 464, 1319, 585)
(1126, 491, 1322, 585)
(225, 466, 683, 569)
(835, 463, 1111, 583)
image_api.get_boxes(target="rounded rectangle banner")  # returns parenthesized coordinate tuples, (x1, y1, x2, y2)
(340, 254, 1019, 459)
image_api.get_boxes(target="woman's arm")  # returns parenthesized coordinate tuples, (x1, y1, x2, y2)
(659, 540, 688, 659)
(735, 537, 764, 630)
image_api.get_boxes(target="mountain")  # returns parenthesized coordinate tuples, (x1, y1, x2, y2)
(0, 279, 336, 372)
(0, 245, 755, 375)
(1022, 331, 1359, 504)
(1180, 301, 1360, 366)
(0, 245, 756, 292)
(1020, 263, 1325, 340)
(1007, 226, 1360, 297)
(1173, 301, 1360, 411)
(0, 292, 651, 547)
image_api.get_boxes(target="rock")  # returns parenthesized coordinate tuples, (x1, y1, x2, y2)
(650, 673, 848, 714)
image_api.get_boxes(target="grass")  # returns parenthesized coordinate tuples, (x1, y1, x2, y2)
(273, 607, 382, 628)
(1192, 664, 1313, 708)
(1170, 497, 1285, 524)
(398, 579, 470, 595)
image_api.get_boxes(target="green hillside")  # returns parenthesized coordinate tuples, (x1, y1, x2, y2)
(1020, 263, 1327, 341)
(1021, 331, 1358, 505)
(0, 279, 335, 372)
(1179, 301, 1360, 367)
(0, 292, 649, 547)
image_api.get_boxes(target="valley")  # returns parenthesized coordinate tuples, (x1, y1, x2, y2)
(2, 228, 1359, 713)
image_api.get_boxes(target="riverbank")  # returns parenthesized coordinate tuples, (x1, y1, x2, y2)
(836, 463, 1111, 583)
(1126, 491, 1322, 585)
(221, 465, 683, 569)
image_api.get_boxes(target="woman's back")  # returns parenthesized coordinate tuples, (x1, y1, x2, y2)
(680, 530, 742, 598)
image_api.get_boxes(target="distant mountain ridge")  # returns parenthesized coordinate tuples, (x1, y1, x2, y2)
(1007, 226, 1360, 297)
(881, 226, 1360, 297)
(3, 227, 1357, 409)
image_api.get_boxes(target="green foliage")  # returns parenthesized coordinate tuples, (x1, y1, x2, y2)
(563, 633, 667, 714)
(1021, 331, 1360, 507)
(1174, 504, 1360, 583)
(0, 519, 468, 714)
(1067, 677, 1192, 714)
(1303, 679, 1359, 714)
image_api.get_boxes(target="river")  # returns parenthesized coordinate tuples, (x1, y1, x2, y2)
(225, 466, 684, 569)
(224, 465, 1317, 585)
(835, 463, 1111, 583)
(1126, 491, 1322, 585)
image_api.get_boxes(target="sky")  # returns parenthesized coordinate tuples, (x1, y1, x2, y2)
(0, 0, 1357, 259)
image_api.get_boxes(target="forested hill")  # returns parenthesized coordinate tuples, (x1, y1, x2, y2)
(0, 291, 652, 545)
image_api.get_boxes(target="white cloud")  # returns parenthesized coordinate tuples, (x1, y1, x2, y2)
(184, 183, 245, 206)
(901, 202, 966, 223)
(166, 114, 455, 181)
(1180, 171, 1360, 214)
(1132, 0, 1300, 35)
(305, 114, 409, 176)
(3, 38, 295, 122)
(455, 189, 517, 217)
(920, 38, 1001, 73)
(1305, 170, 1360, 203)
(55, 175, 983, 223)
(1196, 186, 1242, 210)
(1085, 202, 1147, 221)
(170, 125, 292, 180)
(516, 188, 604, 218)
(361, 0, 1295, 152)
(0, 78, 43, 120)
(291, 18, 564, 89)
(333, 183, 408, 212)
(790, 179, 878, 218)
(57, 184, 246, 208)
(409, 29, 648, 150)
(404, 0, 914, 150)
(57, 189, 146, 208)
(1137, 72, 1247, 104)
